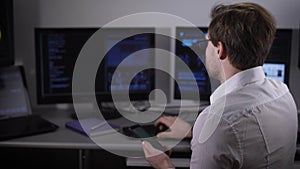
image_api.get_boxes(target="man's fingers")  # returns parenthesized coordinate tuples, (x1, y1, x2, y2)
(142, 141, 153, 157)
(154, 117, 169, 126)
(154, 116, 175, 127)
(142, 141, 166, 157)
(157, 131, 174, 138)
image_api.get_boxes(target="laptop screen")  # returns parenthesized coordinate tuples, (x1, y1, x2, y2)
(0, 66, 31, 119)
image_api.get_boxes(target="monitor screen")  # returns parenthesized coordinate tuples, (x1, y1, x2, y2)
(262, 62, 286, 83)
(95, 28, 155, 102)
(174, 27, 211, 101)
(0, 66, 30, 119)
(0, 0, 14, 67)
(35, 28, 155, 104)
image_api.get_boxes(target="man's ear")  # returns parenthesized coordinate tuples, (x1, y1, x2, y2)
(217, 41, 227, 60)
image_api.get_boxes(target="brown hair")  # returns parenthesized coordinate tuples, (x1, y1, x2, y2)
(208, 2, 276, 70)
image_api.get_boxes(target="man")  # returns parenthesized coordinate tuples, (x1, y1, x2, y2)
(142, 2, 298, 169)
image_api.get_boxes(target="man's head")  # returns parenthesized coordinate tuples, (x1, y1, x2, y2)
(207, 2, 276, 71)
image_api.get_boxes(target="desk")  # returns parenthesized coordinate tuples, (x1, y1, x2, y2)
(0, 109, 192, 169)
(2, 109, 299, 169)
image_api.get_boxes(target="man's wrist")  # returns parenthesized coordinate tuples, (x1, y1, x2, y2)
(163, 159, 175, 169)
(186, 127, 192, 138)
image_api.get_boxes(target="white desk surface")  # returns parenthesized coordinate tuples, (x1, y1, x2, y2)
(1, 108, 299, 156)
(0, 108, 191, 154)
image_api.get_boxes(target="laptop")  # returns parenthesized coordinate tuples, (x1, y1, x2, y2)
(0, 65, 58, 141)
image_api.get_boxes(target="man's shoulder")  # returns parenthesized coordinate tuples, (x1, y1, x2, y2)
(202, 79, 293, 124)
(219, 78, 289, 108)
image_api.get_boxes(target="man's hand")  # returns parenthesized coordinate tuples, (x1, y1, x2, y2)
(142, 141, 175, 169)
(155, 116, 192, 139)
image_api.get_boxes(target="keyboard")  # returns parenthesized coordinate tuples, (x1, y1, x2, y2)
(0, 115, 59, 141)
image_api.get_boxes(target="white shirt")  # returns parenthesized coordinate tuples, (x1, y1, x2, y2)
(190, 66, 298, 169)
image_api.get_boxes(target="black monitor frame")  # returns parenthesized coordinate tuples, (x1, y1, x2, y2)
(0, 0, 14, 67)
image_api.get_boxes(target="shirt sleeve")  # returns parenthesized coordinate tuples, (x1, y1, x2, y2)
(190, 112, 242, 169)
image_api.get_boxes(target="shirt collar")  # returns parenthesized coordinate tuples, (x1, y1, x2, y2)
(210, 66, 266, 103)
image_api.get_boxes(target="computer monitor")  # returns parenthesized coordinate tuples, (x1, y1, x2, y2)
(264, 29, 292, 85)
(35, 28, 98, 104)
(0, 0, 14, 67)
(35, 28, 155, 105)
(173, 27, 293, 102)
(174, 27, 211, 101)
